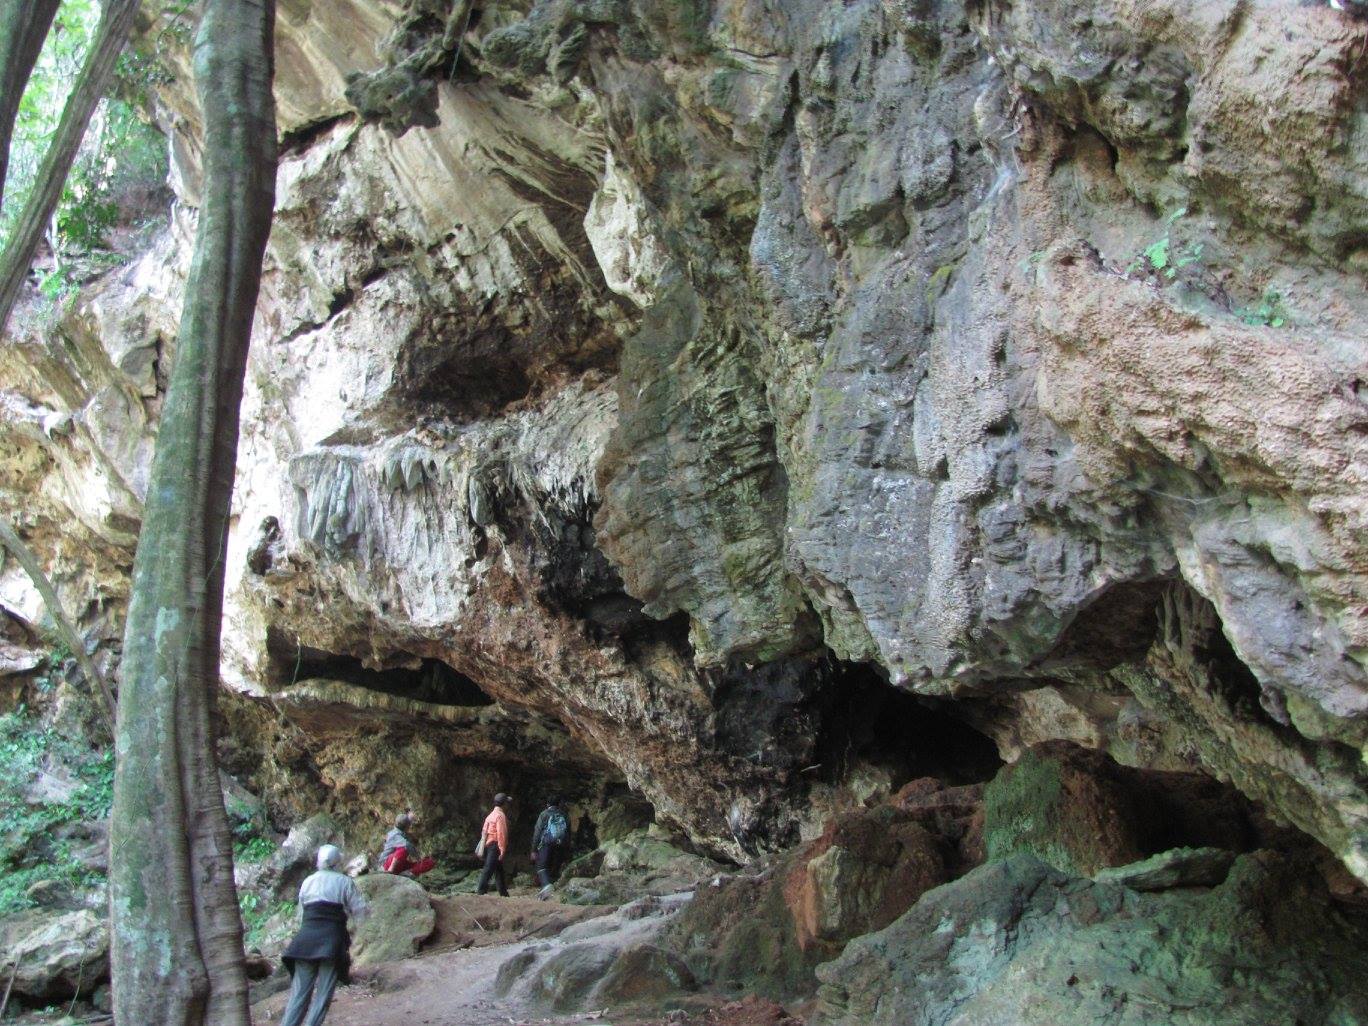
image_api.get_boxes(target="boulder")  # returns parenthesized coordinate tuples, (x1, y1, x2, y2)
(983, 742, 1144, 876)
(246, 812, 345, 900)
(1094, 847, 1237, 892)
(351, 873, 436, 966)
(561, 830, 724, 907)
(591, 943, 697, 1006)
(666, 800, 959, 1000)
(815, 852, 1368, 1026)
(0, 908, 108, 1002)
(525, 942, 618, 1012)
(891, 778, 986, 874)
(982, 741, 1263, 878)
(600, 830, 714, 877)
(350, 870, 435, 968)
(788, 814, 946, 950)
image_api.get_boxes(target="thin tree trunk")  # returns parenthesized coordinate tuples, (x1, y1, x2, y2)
(0, 516, 115, 728)
(0, 0, 138, 338)
(109, 1, 276, 1024)
(0, 0, 61, 206)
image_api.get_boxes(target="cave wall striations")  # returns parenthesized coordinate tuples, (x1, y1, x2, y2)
(1, 0, 1366, 870)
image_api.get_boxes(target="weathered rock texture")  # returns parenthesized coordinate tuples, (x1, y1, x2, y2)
(663, 778, 983, 998)
(0, 908, 109, 1003)
(815, 851, 1368, 1026)
(1, 0, 1367, 882)
(352, 873, 437, 966)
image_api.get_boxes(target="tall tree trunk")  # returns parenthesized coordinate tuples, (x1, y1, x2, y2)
(0, 515, 115, 728)
(0, 0, 138, 338)
(0, 0, 60, 203)
(109, 2, 276, 1024)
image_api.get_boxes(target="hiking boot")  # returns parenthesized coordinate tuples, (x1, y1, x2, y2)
(538, 884, 554, 901)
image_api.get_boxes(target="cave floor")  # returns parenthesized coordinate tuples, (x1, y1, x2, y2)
(250, 892, 788, 1026)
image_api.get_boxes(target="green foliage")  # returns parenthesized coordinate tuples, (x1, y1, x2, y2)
(1128, 207, 1204, 280)
(2, 0, 170, 261)
(1122, 208, 1290, 329)
(234, 834, 276, 864)
(0, 707, 112, 915)
(239, 892, 291, 948)
(1239, 287, 1289, 329)
(31, 641, 72, 694)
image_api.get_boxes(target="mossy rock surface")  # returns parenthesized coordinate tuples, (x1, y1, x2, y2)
(352, 873, 436, 966)
(984, 742, 1146, 876)
(817, 851, 1368, 1026)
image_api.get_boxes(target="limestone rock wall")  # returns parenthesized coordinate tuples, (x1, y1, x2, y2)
(2, 0, 1367, 872)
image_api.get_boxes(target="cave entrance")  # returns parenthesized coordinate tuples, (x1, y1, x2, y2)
(267, 630, 494, 707)
(813, 660, 1003, 790)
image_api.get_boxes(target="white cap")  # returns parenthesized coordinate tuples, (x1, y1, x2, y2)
(317, 844, 342, 869)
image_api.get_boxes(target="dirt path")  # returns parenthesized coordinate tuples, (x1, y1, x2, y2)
(251, 893, 688, 1026)
(255, 939, 537, 1026)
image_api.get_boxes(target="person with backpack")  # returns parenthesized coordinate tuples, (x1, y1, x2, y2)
(476, 792, 512, 896)
(280, 844, 368, 1026)
(530, 797, 570, 900)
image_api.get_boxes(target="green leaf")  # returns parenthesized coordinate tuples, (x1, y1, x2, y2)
(1145, 237, 1170, 270)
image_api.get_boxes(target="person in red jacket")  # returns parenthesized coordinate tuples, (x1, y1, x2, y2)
(476, 793, 512, 896)
(380, 811, 435, 876)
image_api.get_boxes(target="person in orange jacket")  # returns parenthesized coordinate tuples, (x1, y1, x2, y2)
(476, 792, 512, 896)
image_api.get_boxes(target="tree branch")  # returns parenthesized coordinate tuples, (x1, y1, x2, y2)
(0, 0, 139, 339)
(0, 515, 115, 727)
(0, 0, 61, 206)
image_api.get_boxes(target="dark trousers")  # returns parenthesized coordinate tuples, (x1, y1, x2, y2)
(534, 844, 563, 887)
(477, 842, 507, 896)
(280, 958, 339, 1026)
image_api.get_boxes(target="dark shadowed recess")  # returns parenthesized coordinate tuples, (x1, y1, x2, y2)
(265, 628, 494, 706)
(809, 659, 1004, 788)
(1047, 579, 1169, 670)
(705, 652, 1003, 788)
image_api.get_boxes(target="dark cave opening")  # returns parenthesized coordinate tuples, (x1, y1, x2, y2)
(266, 630, 494, 707)
(811, 660, 1004, 790)
(1048, 579, 1168, 671)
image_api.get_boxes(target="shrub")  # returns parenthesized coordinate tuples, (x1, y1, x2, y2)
(0, 707, 113, 915)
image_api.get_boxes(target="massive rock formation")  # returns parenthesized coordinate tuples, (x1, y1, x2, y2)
(815, 851, 1368, 1026)
(1, 0, 1366, 883)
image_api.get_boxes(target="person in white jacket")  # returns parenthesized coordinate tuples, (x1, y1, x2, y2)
(279, 845, 368, 1026)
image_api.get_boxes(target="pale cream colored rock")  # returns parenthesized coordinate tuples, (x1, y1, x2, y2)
(584, 152, 675, 309)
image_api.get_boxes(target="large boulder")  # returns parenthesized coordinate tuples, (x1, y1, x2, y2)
(561, 829, 725, 906)
(815, 851, 1368, 1026)
(1094, 847, 1237, 892)
(788, 812, 947, 951)
(0, 908, 108, 1002)
(524, 942, 618, 1012)
(666, 791, 967, 1000)
(351, 873, 436, 966)
(983, 741, 1259, 876)
(592, 943, 697, 1006)
(983, 741, 1145, 875)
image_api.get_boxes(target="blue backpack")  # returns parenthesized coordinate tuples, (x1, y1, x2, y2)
(545, 809, 568, 846)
